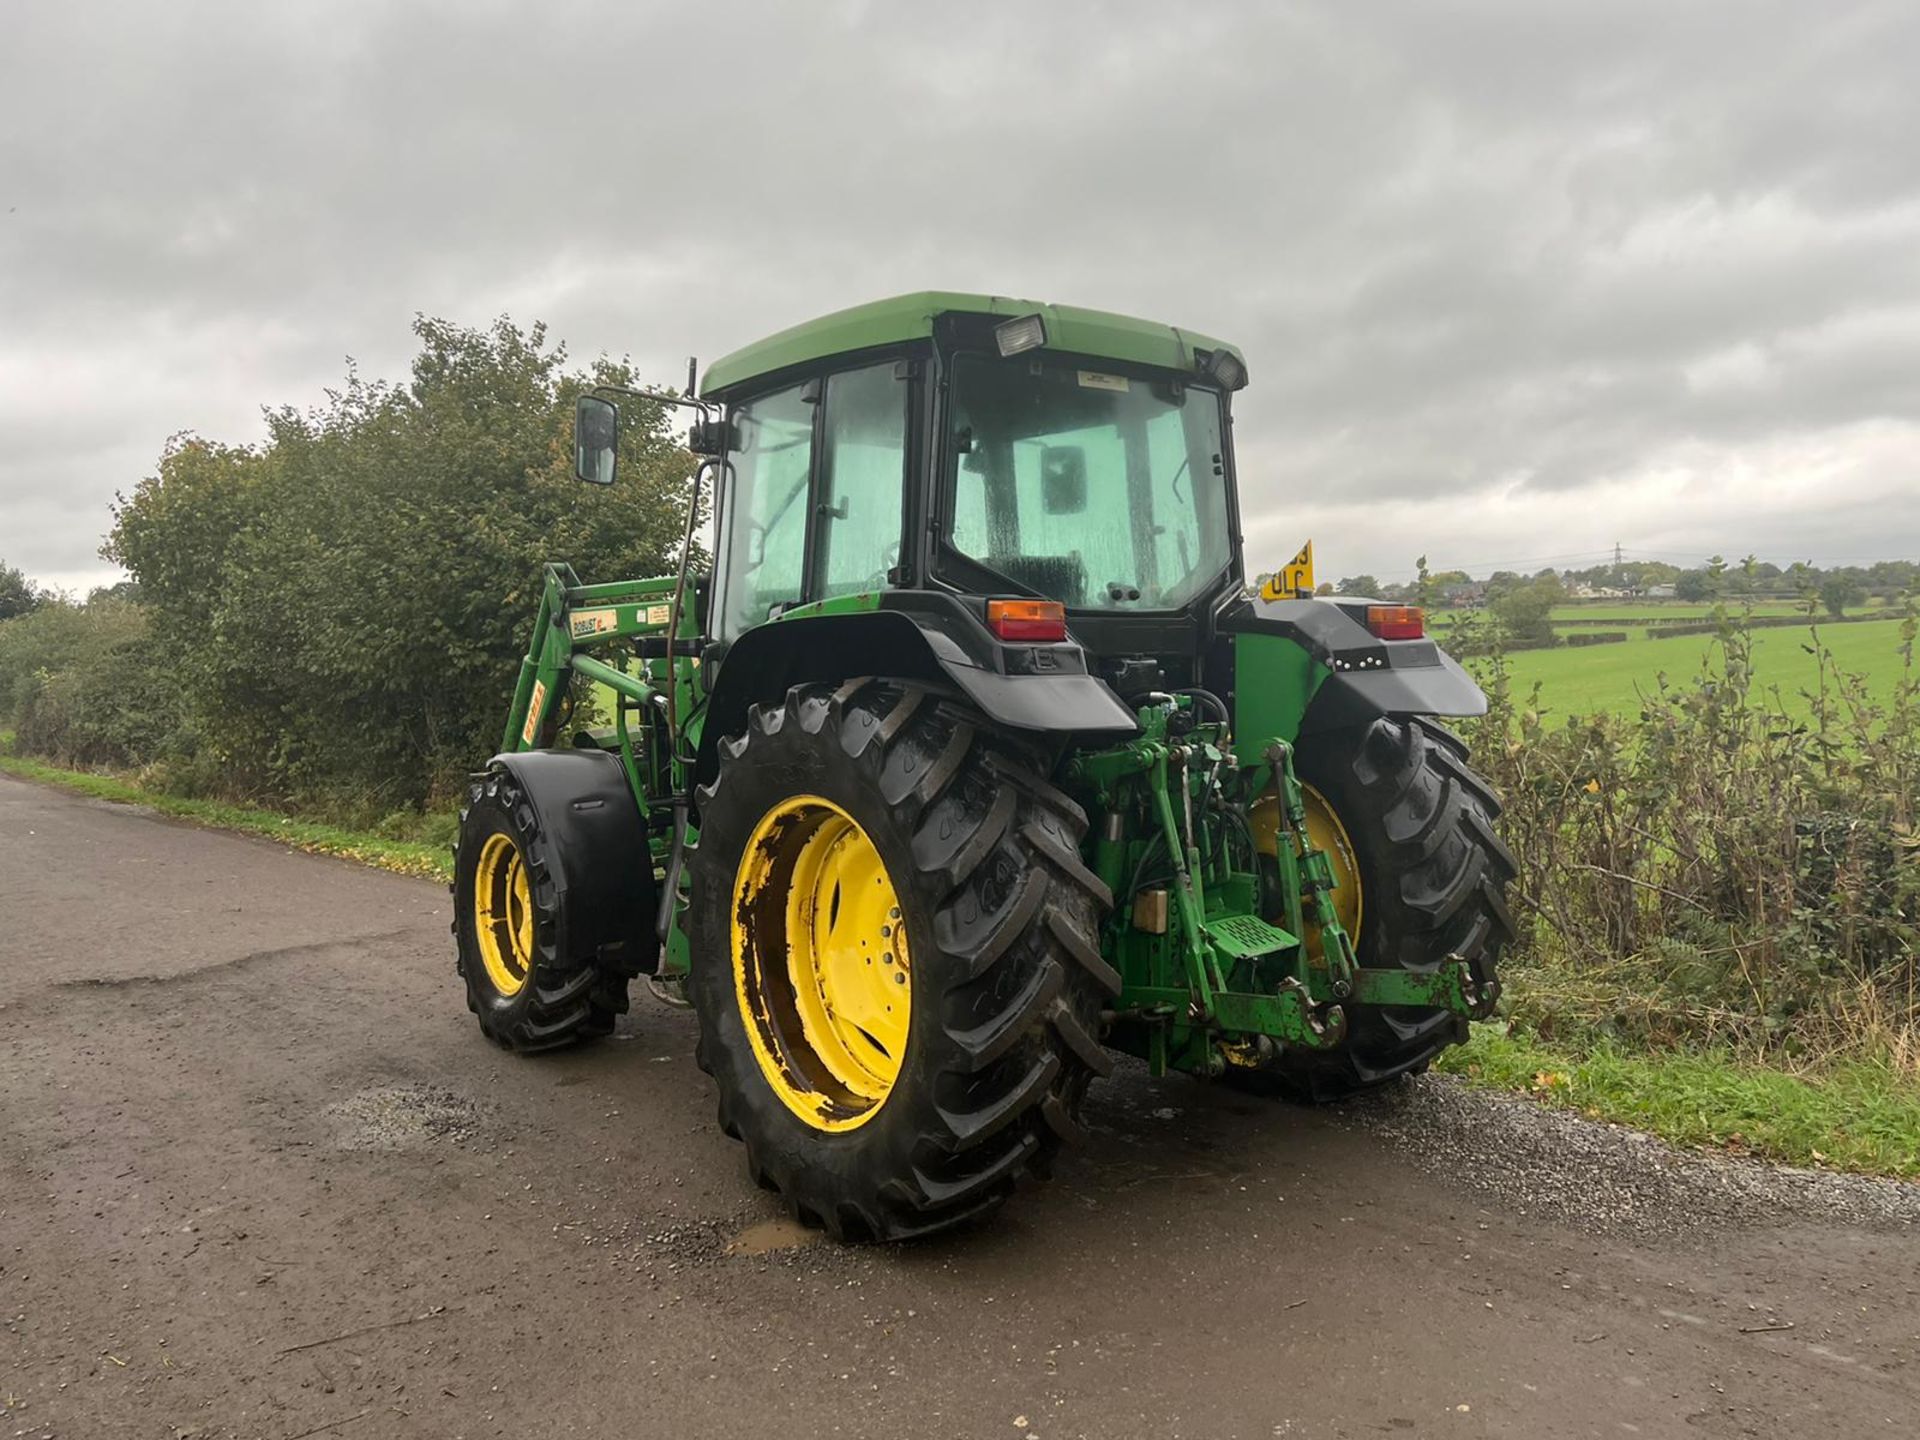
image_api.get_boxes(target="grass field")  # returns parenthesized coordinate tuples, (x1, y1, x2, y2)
(1482, 614, 1904, 721)
(1545, 600, 1885, 622)
(1477, 615, 1911, 719)
(1430, 598, 1893, 639)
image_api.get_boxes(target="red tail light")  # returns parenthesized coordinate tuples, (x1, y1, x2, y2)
(1366, 604, 1425, 640)
(987, 599, 1068, 642)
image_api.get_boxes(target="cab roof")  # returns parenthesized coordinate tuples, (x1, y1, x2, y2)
(698, 290, 1244, 398)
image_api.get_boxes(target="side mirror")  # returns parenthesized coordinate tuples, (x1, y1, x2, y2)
(574, 395, 618, 485)
(1040, 445, 1087, 515)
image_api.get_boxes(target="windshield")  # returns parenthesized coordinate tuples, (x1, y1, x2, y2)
(943, 354, 1232, 611)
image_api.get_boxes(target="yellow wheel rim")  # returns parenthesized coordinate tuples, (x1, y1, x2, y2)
(732, 796, 911, 1133)
(1249, 783, 1364, 948)
(473, 832, 536, 997)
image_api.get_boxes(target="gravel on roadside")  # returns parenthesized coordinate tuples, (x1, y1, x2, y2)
(1342, 1073, 1920, 1238)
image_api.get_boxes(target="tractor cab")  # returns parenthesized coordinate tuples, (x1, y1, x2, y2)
(680, 293, 1253, 676)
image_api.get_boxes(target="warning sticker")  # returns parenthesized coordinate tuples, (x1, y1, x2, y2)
(522, 680, 546, 745)
(645, 603, 672, 627)
(1077, 370, 1130, 392)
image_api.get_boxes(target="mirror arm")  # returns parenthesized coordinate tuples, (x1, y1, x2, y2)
(591, 382, 717, 425)
(591, 384, 730, 456)
(663, 456, 725, 757)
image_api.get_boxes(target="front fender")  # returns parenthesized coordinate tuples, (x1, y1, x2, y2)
(483, 748, 658, 970)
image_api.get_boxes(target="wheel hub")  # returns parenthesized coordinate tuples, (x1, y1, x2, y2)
(473, 831, 534, 997)
(1250, 782, 1364, 948)
(732, 796, 911, 1132)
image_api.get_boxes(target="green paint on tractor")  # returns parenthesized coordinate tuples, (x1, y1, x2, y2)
(453, 291, 1514, 1241)
(700, 289, 1245, 398)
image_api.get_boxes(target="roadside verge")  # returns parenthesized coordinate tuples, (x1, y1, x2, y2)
(5, 740, 1914, 1180)
(0, 741, 452, 882)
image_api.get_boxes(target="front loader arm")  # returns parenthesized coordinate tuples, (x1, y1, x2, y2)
(502, 563, 575, 754)
(501, 562, 697, 792)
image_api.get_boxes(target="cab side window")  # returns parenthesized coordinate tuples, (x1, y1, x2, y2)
(814, 364, 908, 599)
(716, 384, 814, 640)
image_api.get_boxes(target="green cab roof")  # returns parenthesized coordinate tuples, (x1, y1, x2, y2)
(699, 290, 1244, 397)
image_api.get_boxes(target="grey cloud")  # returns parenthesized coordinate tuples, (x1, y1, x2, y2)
(3, 0, 1919, 587)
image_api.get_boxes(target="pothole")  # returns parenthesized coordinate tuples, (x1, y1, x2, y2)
(727, 1215, 822, 1256)
(326, 1083, 486, 1151)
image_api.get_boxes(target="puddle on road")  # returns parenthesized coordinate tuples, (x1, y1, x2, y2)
(726, 1216, 821, 1256)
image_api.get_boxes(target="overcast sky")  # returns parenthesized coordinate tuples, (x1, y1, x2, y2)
(4, 0, 1918, 593)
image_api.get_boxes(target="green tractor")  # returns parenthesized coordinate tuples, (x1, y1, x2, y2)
(452, 292, 1514, 1240)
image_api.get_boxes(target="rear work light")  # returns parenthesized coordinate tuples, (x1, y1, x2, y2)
(987, 598, 1068, 642)
(1366, 605, 1425, 640)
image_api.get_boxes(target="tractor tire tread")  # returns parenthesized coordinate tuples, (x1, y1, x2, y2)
(452, 765, 629, 1053)
(688, 679, 1115, 1241)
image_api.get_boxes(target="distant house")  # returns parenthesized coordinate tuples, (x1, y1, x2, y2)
(1644, 584, 1677, 599)
(1443, 582, 1489, 608)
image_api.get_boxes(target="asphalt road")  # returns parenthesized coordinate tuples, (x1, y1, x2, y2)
(1, 772, 1915, 1439)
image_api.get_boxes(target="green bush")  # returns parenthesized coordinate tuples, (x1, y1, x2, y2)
(0, 598, 189, 769)
(97, 315, 696, 811)
(1462, 583, 1920, 1063)
(1489, 575, 1563, 647)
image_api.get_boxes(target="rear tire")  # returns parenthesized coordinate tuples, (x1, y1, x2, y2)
(452, 765, 633, 1051)
(687, 679, 1119, 1241)
(1248, 716, 1516, 1101)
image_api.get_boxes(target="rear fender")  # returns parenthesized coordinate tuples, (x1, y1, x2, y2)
(1220, 596, 1486, 751)
(695, 593, 1136, 791)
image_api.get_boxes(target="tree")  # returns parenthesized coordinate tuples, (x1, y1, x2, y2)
(1673, 570, 1713, 602)
(1818, 574, 1865, 618)
(87, 579, 144, 605)
(0, 560, 44, 620)
(1490, 574, 1563, 647)
(1335, 574, 1381, 596)
(104, 315, 695, 806)
(0, 597, 181, 766)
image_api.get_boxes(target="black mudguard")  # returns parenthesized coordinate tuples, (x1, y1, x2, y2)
(696, 591, 1137, 789)
(1221, 595, 1487, 734)
(484, 748, 659, 973)
(1302, 650, 1485, 733)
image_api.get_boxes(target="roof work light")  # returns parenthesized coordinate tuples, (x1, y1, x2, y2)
(993, 313, 1048, 357)
(1196, 347, 1247, 391)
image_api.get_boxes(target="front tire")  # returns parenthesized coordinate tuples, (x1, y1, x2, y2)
(452, 765, 632, 1050)
(688, 679, 1118, 1241)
